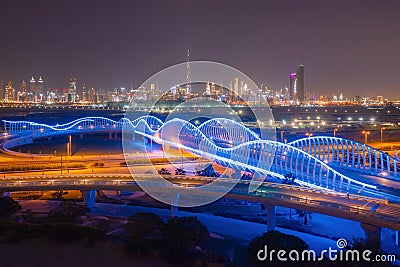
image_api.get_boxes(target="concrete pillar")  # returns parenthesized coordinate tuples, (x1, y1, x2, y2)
(149, 138, 153, 152)
(170, 193, 180, 217)
(109, 132, 112, 140)
(81, 190, 96, 209)
(265, 205, 276, 231)
(361, 223, 381, 247)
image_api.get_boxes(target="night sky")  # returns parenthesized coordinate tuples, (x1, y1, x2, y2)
(1, 0, 399, 98)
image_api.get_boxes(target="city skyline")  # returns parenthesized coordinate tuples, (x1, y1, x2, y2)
(1, 0, 400, 98)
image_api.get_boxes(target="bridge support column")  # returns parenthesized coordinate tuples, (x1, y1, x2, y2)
(114, 132, 118, 139)
(170, 193, 180, 217)
(361, 223, 381, 247)
(81, 190, 96, 209)
(265, 205, 276, 232)
(109, 132, 112, 140)
(80, 134, 83, 139)
(145, 137, 153, 152)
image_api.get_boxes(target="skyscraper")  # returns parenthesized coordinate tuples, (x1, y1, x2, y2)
(233, 77, 239, 96)
(289, 64, 305, 104)
(19, 80, 27, 102)
(68, 78, 77, 103)
(186, 49, 191, 95)
(5, 81, 15, 101)
(81, 82, 87, 102)
(0, 81, 4, 100)
(296, 64, 305, 103)
(29, 77, 36, 102)
(289, 73, 297, 102)
(37, 76, 44, 102)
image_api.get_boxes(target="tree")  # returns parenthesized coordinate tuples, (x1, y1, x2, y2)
(196, 164, 219, 177)
(125, 212, 165, 256)
(126, 212, 164, 239)
(247, 230, 309, 266)
(0, 196, 21, 220)
(162, 216, 209, 250)
(47, 201, 89, 224)
(175, 168, 186, 175)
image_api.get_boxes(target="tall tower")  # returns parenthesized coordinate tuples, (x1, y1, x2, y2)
(37, 76, 44, 101)
(81, 82, 87, 101)
(289, 73, 297, 102)
(20, 80, 27, 94)
(68, 78, 77, 103)
(186, 49, 191, 95)
(19, 80, 27, 102)
(29, 77, 36, 102)
(5, 81, 15, 101)
(0, 81, 4, 100)
(29, 77, 36, 93)
(296, 64, 305, 103)
(233, 77, 239, 97)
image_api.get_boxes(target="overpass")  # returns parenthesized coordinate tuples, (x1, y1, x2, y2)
(1, 174, 399, 245)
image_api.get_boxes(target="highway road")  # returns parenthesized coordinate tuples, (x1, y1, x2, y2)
(1, 173, 400, 230)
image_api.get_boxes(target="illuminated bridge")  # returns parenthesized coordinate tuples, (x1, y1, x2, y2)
(3, 116, 400, 243)
(3, 116, 400, 200)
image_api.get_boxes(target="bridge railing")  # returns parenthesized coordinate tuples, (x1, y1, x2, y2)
(289, 136, 400, 180)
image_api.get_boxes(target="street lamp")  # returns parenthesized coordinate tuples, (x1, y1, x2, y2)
(334, 128, 338, 137)
(380, 127, 385, 143)
(362, 131, 370, 145)
(305, 132, 313, 138)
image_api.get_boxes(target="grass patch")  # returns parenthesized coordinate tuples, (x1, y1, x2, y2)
(0, 163, 86, 173)
(121, 157, 200, 166)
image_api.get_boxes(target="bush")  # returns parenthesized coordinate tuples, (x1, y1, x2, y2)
(126, 212, 164, 239)
(47, 201, 89, 224)
(92, 162, 104, 167)
(247, 230, 309, 266)
(0, 222, 104, 245)
(0, 163, 85, 173)
(124, 157, 199, 166)
(46, 224, 103, 243)
(0, 197, 21, 220)
(162, 216, 209, 250)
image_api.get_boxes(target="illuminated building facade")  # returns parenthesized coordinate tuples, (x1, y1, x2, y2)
(289, 64, 305, 104)
(68, 78, 77, 103)
(5, 81, 15, 101)
(29, 77, 36, 102)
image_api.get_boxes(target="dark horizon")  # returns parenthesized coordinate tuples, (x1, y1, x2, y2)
(1, 0, 400, 98)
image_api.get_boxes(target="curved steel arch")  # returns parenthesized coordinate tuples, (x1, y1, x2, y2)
(3, 116, 392, 195)
(289, 136, 400, 179)
(198, 118, 260, 146)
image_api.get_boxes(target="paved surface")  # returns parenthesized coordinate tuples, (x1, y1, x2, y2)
(2, 173, 400, 230)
